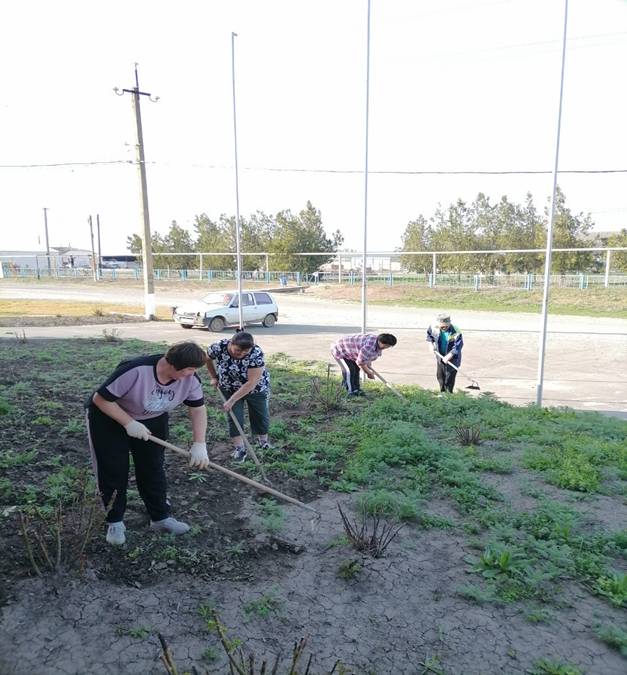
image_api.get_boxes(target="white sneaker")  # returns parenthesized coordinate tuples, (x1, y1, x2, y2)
(150, 517, 190, 535)
(106, 521, 126, 546)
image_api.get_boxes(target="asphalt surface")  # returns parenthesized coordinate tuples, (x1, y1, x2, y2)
(1, 281, 626, 416)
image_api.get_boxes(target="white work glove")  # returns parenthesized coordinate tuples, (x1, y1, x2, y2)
(124, 420, 151, 441)
(189, 442, 209, 469)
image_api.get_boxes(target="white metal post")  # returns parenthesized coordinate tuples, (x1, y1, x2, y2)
(604, 249, 612, 288)
(432, 252, 436, 287)
(536, 0, 569, 407)
(231, 32, 244, 329)
(361, 0, 372, 335)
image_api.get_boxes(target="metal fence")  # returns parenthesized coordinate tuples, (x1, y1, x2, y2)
(0, 265, 302, 285)
(307, 270, 627, 289)
(3, 264, 627, 290)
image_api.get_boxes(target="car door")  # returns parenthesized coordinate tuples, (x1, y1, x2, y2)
(241, 292, 259, 322)
(225, 292, 254, 324)
(224, 294, 241, 324)
(253, 292, 276, 320)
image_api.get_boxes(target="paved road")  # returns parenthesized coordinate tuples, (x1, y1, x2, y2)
(1, 281, 626, 416)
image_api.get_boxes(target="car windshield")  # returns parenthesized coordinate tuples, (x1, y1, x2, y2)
(201, 292, 233, 306)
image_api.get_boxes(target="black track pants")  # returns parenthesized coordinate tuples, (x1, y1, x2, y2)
(436, 360, 457, 393)
(86, 406, 171, 523)
(334, 357, 361, 393)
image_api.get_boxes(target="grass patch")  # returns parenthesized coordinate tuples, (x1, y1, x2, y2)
(307, 284, 627, 319)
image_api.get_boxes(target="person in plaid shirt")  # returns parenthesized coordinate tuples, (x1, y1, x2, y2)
(331, 333, 397, 396)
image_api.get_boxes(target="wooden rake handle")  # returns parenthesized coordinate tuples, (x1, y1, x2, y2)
(215, 387, 268, 482)
(149, 435, 319, 516)
(370, 367, 405, 400)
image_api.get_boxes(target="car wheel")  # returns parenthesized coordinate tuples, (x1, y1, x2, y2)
(262, 313, 276, 327)
(209, 316, 226, 332)
(180, 324, 193, 329)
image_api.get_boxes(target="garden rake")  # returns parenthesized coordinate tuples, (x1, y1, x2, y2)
(149, 435, 320, 518)
(434, 352, 480, 390)
(215, 388, 269, 484)
(370, 367, 405, 400)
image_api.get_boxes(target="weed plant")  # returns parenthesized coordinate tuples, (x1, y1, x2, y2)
(18, 470, 100, 576)
(179, 608, 347, 674)
(595, 623, 627, 656)
(530, 659, 583, 675)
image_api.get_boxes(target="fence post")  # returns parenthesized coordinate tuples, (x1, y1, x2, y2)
(338, 254, 342, 284)
(474, 274, 480, 291)
(604, 250, 612, 288)
(388, 271, 393, 287)
(296, 271, 301, 285)
(579, 273, 584, 290)
(432, 252, 437, 287)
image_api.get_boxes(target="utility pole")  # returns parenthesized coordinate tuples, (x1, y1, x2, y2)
(115, 64, 158, 319)
(88, 215, 98, 281)
(43, 207, 51, 276)
(96, 214, 103, 278)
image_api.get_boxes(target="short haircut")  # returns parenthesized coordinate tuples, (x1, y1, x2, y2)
(230, 331, 255, 350)
(165, 341, 207, 370)
(377, 333, 397, 347)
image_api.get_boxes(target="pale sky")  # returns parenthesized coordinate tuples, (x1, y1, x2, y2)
(2, 0, 627, 255)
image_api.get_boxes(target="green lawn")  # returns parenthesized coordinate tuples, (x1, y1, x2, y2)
(309, 284, 627, 318)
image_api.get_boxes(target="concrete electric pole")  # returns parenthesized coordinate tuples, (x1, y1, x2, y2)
(96, 214, 103, 278)
(88, 215, 98, 282)
(115, 64, 159, 319)
(43, 207, 51, 276)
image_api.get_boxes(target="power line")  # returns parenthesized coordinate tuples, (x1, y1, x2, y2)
(2, 159, 627, 175)
(0, 160, 133, 168)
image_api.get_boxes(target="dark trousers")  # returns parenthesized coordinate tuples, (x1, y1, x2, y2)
(222, 389, 270, 438)
(436, 360, 457, 392)
(334, 357, 361, 393)
(86, 406, 170, 523)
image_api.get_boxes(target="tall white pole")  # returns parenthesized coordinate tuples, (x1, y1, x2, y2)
(604, 249, 612, 288)
(361, 0, 372, 334)
(536, 0, 569, 406)
(231, 31, 245, 330)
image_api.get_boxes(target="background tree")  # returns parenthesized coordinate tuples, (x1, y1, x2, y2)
(194, 213, 232, 271)
(400, 189, 597, 275)
(607, 228, 627, 272)
(400, 216, 431, 275)
(429, 199, 479, 275)
(126, 231, 168, 268)
(539, 187, 594, 274)
(163, 220, 195, 269)
(268, 202, 342, 274)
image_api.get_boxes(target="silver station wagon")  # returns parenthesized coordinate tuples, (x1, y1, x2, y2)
(172, 290, 279, 332)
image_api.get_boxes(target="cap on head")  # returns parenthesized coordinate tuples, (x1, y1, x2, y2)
(436, 313, 451, 325)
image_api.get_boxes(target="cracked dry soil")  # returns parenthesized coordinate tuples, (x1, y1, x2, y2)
(1, 488, 625, 675)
